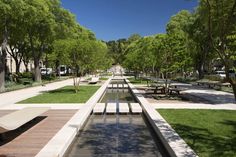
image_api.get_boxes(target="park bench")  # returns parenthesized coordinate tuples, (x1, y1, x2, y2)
(147, 84, 165, 94)
(88, 77, 99, 84)
(168, 87, 182, 95)
(154, 86, 165, 94)
(196, 80, 220, 88)
(220, 82, 232, 88)
(0, 107, 50, 134)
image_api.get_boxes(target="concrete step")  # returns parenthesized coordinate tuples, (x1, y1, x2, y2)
(106, 103, 117, 113)
(119, 103, 129, 113)
(93, 103, 106, 114)
(130, 103, 142, 113)
(108, 84, 128, 89)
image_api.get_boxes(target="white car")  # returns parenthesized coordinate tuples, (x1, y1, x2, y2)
(41, 68, 53, 75)
(215, 71, 226, 78)
(60, 65, 67, 75)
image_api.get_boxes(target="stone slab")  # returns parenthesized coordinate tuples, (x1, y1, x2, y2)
(119, 103, 129, 113)
(106, 103, 117, 113)
(93, 103, 106, 113)
(130, 103, 142, 113)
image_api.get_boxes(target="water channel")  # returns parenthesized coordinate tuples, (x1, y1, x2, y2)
(64, 79, 169, 157)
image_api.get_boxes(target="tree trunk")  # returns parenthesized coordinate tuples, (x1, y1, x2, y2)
(197, 64, 204, 79)
(0, 53, 6, 92)
(34, 58, 41, 82)
(231, 83, 236, 101)
(15, 59, 20, 74)
(24, 61, 29, 72)
(55, 60, 61, 78)
(0, 23, 8, 92)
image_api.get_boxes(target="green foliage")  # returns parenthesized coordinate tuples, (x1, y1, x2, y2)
(19, 72, 33, 79)
(123, 11, 194, 79)
(124, 36, 156, 73)
(127, 77, 148, 84)
(173, 77, 197, 83)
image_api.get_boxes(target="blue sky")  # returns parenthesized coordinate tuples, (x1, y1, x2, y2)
(61, 0, 198, 41)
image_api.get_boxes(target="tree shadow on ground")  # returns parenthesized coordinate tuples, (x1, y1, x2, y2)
(41, 88, 77, 94)
(169, 122, 236, 157)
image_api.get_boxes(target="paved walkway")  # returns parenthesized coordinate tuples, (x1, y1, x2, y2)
(182, 88, 235, 104)
(177, 83, 235, 104)
(135, 82, 235, 110)
(0, 79, 75, 108)
(158, 82, 235, 104)
(0, 103, 85, 110)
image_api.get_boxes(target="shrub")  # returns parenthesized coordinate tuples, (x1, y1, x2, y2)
(20, 72, 33, 79)
(42, 75, 56, 81)
(173, 77, 197, 83)
(204, 75, 222, 81)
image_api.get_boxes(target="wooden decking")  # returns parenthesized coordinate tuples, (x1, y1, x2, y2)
(0, 109, 77, 157)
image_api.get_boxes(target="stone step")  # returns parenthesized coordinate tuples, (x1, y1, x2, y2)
(106, 103, 117, 113)
(119, 103, 129, 113)
(130, 103, 142, 113)
(93, 103, 105, 114)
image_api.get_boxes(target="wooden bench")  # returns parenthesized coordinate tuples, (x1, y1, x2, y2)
(196, 80, 220, 88)
(154, 86, 165, 94)
(168, 88, 182, 95)
(88, 77, 99, 84)
(0, 107, 50, 134)
(147, 84, 165, 94)
(220, 82, 232, 88)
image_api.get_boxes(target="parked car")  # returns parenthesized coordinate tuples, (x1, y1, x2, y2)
(60, 65, 67, 75)
(215, 71, 226, 79)
(41, 68, 53, 75)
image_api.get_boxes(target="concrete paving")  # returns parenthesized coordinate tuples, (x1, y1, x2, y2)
(106, 103, 117, 113)
(118, 103, 129, 113)
(136, 82, 235, 106)
(182, 88, 235, 104)
(174, 83, 235, 104)
(130, 103, 142, 113)
(93, 103, 106, 113)
(0, 103, 85, 110)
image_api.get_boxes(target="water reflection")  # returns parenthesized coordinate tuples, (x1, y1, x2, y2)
(65, 115, 168, 157)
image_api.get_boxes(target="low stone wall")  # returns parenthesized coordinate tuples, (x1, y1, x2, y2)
(35, 78, 111, 157)
(125, 79, 198, 157)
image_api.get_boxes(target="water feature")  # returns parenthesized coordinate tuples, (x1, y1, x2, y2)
(100, 88, 136, 103)
(64, 79, 169, 157)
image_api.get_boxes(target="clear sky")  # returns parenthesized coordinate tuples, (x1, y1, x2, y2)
(61, 0, 198, 41)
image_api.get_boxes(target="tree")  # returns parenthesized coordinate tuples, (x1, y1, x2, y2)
(24, 0, 57, 82)
(124, 36, 156, 78)
(6, 1, 28, 74)
(166, 10, 194, 78)
(0, 0, 25, 91)
(198, 0, 236, 99)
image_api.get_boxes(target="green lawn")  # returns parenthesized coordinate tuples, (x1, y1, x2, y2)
(128, 77, 148, 84)
(99, 77, 109, 80)
(18, 85, 100, 103)
(158, 109, 236, 157)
